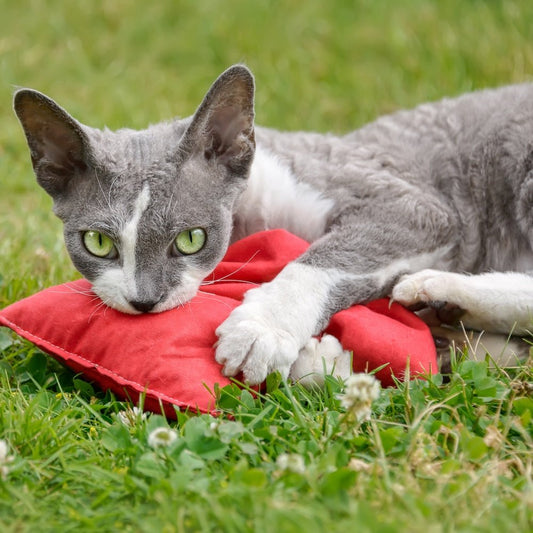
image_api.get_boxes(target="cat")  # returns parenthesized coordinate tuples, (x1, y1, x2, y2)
(14, 65, 533, 384)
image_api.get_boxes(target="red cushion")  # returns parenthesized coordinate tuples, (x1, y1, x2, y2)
(0, 230, 437, 416)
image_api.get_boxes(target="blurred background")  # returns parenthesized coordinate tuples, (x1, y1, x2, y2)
(1, 0, 532, 304)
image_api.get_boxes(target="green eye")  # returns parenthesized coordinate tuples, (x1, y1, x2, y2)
(174, 228, 206, 255)
(83, 231, 116, 258)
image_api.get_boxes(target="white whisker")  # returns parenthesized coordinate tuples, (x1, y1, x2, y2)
(88, 300, 107, 321)
(201, 250, 261, 285)
(50, 282, 95, 297)
(94, 167, 114, 212)
(194, 290, 235, 310)
(200, 278, 258, 287)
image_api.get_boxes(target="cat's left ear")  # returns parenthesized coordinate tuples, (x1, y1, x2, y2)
(13, 89, 91, 197)
(182, 65, 255, 175)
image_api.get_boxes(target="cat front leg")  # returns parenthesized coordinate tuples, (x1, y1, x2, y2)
(216, 195, 457, 384)
(215, 262, 352, 384)
(216, 232, 453, 384)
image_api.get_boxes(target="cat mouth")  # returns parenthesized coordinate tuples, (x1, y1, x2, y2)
(90, 285, 200, 315)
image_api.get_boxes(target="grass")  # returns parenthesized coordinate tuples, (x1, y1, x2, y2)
(0, 0, 532, 531)
(1, 340, 532, 532)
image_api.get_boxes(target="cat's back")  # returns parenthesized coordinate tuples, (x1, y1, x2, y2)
(331, 84, 533, 272)
(350, 82, 533, 150)
(257, 83, 533, 192)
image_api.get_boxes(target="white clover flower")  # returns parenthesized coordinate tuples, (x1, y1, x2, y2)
(276, 453, 306, 474)
(148, 427, 178, 448)
(483, 425, 504, 449)
(117, 406, 147, 427)
(348, 458, 373, 473)
(0, 440, 8, 459)
(338, 373, 381, 421)
(0, 439, 14, 480)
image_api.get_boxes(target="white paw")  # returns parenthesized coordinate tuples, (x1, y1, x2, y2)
(392, 269, 457, 306)
(215, 263, 339, 384)
(289, 334, 352, 386)
(215, 303, 300, 385)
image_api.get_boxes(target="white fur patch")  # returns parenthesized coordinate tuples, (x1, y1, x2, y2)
(90, 267, 132, 312)
(289, 334, 352, 386)
(155, 267, 206, 312)
(392, 269, 533, 334)
(122, 184, 151, 290)
(233, 146, 334, 242)
(215, 262, 349, 384)
(91, 184, 151, 313)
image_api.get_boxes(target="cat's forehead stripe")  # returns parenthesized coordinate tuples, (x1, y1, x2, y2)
(134, 183, 151, 213)
(120, 183, 151, 299)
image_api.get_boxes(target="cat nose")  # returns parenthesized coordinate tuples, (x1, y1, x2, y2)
(128, 299, 160, 313)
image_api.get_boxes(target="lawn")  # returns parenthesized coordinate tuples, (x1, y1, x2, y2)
(0, 0, 532, 531)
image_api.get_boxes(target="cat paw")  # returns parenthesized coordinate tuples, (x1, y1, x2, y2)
(289, 335, 352, 386)
(392, 270, 467, 325)
(392, 269, 456, 307)
(215, 306, 300, 385)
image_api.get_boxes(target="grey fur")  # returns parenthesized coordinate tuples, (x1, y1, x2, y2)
(13, 65, 533, 380)
(256, 83, 533, 321)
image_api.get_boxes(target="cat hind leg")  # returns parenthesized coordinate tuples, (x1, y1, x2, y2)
(289, 334, 352, 386)
(430, 325, 530, 373)
(392, 269, 533, 335)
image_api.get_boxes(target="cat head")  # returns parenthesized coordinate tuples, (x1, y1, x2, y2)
(14, 65, 256, 313)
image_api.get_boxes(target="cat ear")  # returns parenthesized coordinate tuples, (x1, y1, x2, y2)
(182, 65, 255, 175)
(14, 89, 91, 197)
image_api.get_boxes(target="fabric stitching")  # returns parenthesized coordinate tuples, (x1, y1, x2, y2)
(0, 314, 207, 411)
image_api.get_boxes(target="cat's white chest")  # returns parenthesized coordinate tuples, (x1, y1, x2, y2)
(232, 146, 334, 242)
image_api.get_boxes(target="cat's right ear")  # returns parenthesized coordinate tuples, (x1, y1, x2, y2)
(181, 65, 255, 176)
(14, 89, 91, 197)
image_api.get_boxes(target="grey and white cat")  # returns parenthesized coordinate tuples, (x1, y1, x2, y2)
(14, 65, 533, 384)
